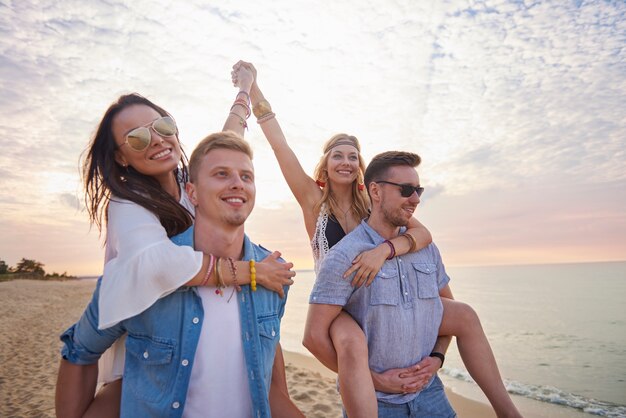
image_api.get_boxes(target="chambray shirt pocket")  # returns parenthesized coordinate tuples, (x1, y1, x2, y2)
(124, 335, 175, 403)
(413, 262, 439, 299)
(370, 266, 399, 306)
(257, 314, 280, 382)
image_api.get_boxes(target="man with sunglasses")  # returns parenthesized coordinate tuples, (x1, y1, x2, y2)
(304, 151, 456, 417)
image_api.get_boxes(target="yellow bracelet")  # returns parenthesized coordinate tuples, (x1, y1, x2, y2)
(249, 259, 257, 292)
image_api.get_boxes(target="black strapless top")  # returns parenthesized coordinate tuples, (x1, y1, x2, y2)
(325, 214, 347, 249)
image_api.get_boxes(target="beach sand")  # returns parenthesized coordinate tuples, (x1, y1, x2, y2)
(0, 279, 535, 417)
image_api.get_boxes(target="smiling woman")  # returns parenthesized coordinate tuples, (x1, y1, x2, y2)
(55, 64, 299, 418)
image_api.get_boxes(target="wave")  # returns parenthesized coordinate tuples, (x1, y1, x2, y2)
(441, 368, 626, 418)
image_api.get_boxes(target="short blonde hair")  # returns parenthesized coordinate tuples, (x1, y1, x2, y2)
(189, 131, 253, 182)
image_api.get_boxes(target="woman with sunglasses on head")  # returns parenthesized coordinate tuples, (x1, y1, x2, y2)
(56, 65, 297, 418)
(239, 62, 522, 417)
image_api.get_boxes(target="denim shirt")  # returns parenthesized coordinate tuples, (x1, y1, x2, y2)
(61, 227, 288, 418)
(310, 220, 450, 404)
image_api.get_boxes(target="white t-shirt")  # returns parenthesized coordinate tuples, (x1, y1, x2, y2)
(182, 288, 253, 418)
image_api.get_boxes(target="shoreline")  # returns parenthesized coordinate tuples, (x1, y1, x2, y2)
(283, 350, 498, 417)
(0, 279, 601, 417)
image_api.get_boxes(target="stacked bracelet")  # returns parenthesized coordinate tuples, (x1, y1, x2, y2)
(236, 90, 250, 102)
(249, 259, 257, 292)
(383, 239, 396, 260)
(402, 233, 418, 253)
(257, 112, 276, 124)
(231, 100, 251, 119)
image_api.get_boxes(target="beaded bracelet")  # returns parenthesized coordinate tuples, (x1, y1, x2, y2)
(200, 254, 215, 286)
(383, 239, 396, 260)
(249, 259, 257, 292)
(229, 257, 241, 291)
(226, 257, 241, 302)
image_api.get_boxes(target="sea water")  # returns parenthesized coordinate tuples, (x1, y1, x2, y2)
(280, 261, 626, 417)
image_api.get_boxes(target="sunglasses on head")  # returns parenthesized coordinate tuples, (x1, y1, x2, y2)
(119, 116, 178, 151)
(376, 180, 424, 198)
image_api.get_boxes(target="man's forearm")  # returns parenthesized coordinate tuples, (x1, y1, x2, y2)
(55, 360, 98, 418)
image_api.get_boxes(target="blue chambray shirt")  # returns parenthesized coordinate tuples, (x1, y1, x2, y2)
(60, 227, 288, 418)
(309, 220, 450, 404)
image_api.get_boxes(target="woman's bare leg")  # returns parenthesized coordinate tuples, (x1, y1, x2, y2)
(329, 311, 377, 418)
(82, 379, 122, 418)
(440, 299, 522, 418)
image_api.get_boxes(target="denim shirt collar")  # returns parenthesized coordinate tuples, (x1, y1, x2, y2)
(171, 226, 255, 260)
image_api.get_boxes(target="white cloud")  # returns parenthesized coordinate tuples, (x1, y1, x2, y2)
(0, 0, 624, 273)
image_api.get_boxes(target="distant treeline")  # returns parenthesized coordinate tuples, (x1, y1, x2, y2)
(0, 257, 77, 282)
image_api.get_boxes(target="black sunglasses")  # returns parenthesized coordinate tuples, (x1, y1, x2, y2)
(376, 180, 424, 198)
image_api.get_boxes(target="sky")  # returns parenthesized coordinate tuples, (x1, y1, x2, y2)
(0, 0, 624, 275)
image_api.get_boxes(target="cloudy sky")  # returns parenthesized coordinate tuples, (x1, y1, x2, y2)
(1, 0, 624, 275)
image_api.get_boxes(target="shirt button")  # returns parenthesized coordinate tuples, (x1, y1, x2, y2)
(172, 402, 180, 409)
(181, 359, 189, 366)
(192, 317, 200, 324)
(399, 259, 403, 263)
(426, 268, 430, 272)
(404, 292, 408, 295)
(271, 329, 276, 337)
(402, 275, 405, 279)
(143, 351, 149, 359)
(245, 332, 250, 341)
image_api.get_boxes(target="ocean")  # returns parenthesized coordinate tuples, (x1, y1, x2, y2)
(279, 261, 626, 417)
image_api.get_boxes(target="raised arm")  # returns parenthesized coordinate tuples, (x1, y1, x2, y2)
(223, 63, 254, 135)
(233, 62, 322, 225)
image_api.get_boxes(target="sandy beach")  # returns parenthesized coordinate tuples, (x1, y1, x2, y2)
(0, 279, 534, 417)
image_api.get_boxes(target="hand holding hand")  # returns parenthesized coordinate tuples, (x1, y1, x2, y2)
(255, 251, 295, 298)
(372, 357, 439, 394)
(343, 245, 389, 287)
(231, 60, 257, 91)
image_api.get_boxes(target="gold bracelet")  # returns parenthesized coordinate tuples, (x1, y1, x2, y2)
(249, 259, 257, 292)
(215, 257, 224, 296)
(252, 100, 272, 119)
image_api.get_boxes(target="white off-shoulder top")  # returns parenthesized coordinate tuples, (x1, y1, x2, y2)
(97, 188, 201, 382)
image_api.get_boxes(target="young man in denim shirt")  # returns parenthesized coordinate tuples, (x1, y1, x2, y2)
(304, 151, 456, 417)
(56, 132, 303, 417)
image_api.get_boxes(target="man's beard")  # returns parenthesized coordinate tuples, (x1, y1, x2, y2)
(381, 204, 411, 228)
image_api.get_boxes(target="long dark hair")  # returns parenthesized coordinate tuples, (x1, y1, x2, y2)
(83, 93, 193, 237)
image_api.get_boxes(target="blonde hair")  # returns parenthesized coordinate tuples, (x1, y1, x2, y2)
(189, 131, 253, 182)
(313, 133, 370, 221)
